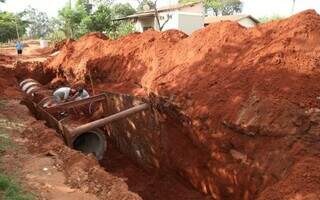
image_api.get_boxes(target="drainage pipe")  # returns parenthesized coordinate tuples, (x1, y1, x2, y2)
(72, 129, 107, 160)
(71, 103, 149, 136)
(19, 78, 37, 87)
(21, 81, 40, 92)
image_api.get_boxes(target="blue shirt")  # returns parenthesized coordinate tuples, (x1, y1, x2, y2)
(16, 42, 23, 50)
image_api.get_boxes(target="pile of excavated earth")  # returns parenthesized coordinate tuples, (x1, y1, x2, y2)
(1, 9, 320, 200)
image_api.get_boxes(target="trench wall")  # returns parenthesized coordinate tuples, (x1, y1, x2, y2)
(101, 92, 162, 170)
(99, 93, 220, 197)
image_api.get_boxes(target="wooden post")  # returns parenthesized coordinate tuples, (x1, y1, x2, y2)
(88, 69, 95, 96)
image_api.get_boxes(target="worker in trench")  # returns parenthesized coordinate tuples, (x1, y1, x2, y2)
(43, 87, 90, 111)
(53, 86, 90, 102)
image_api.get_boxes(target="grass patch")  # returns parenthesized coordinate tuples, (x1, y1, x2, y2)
(0, 100, 7, 109)
(0, 174, 34, 200)
(0, 129, 34, 200)
(0, 130, 14, 154)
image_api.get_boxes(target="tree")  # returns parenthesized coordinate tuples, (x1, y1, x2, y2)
(180, 0, 242, 16)
(136, 0, 171, 31)
(56, 0, 136, 40)
(136, 0, 155, 11)
(112, 3, 136, 18)
(46, 18, 66, 42)
(219, 0, 242, 15)
(21, 7, 51, 38)
(0, 12, 27, 42)
(109, 21, 136, 39)
(80, 5, 114, 34)
(92, 0, 114, 6)
(76, 0, 93, 14)
(58, 0, 118, 38)
(58, 0, 88, 38)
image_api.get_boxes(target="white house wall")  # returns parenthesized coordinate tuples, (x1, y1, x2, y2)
(178, 13, 204, 35)
(134, 20, 143, 32)
(133, 3, 204, 34)
(156, 11, 179, 31)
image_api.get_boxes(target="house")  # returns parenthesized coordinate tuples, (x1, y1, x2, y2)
(116, 1, 204, 35)
(204, 15, 260, 28)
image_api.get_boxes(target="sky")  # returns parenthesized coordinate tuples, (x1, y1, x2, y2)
(0, 0, 320, 18)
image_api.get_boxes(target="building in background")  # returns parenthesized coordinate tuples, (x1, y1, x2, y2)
(204, 15, 260, 28)
(116, 1, 204, 35)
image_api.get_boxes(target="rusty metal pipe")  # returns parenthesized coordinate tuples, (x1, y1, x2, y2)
(45, 94, 107, 113)
(71, 103, 149, 136)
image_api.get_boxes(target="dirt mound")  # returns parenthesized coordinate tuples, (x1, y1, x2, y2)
(30, 46, 55, 56)
(0, 65, 21, 98)
(18, 112, 142, 200)
(14, 61, 56, 84)
(53, 39, 75, 52)
(0, 53, 15, 63)
(44, 10, 320, 199)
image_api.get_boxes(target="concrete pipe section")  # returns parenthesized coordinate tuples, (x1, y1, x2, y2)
(19, 78, 36, 87)
(19, 78, 108, 161)
(20, 79, 41, 94)
(72, 129, 107, 160)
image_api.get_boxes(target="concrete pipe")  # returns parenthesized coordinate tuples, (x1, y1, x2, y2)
(72, 129, 107, 160)
(20, 79, 38, 88)
(26, 85, 41, 95)
(19, 78, 36, 87)
(20, 79, 108, 161)
(21, 81, 40, 92)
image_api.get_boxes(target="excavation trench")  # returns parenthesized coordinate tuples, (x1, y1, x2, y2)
(19, 78, 209, 199)
(19, 76, 288, 200)
(9, 10, 320, 199)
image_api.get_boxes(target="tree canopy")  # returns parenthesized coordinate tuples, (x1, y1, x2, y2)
(21, 7, 51, 38)
(0, 0, 137, 42)
(136, 0, 156, 11)
(112, 3, 136, 18)
(57, 0, 136, 39)
(179, 0, 243, 16)
(0, 12, 27, 42)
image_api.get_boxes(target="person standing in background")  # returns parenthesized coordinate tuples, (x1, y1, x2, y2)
(15, 41, 23, 55)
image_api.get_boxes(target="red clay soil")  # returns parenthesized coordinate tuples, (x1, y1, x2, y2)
(102, 142, 209, 200)
(43, 10, 320, 199)
(0, 65, 21, 98)
(0, 54, 21, 98)
(19, 115, 142, 200)
(52, 38, 75, 52)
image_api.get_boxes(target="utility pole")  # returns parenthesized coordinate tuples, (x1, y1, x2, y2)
(15, 18, 20, 41)
(292, 0, 296, 15)
(68, 0, 73, 38)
